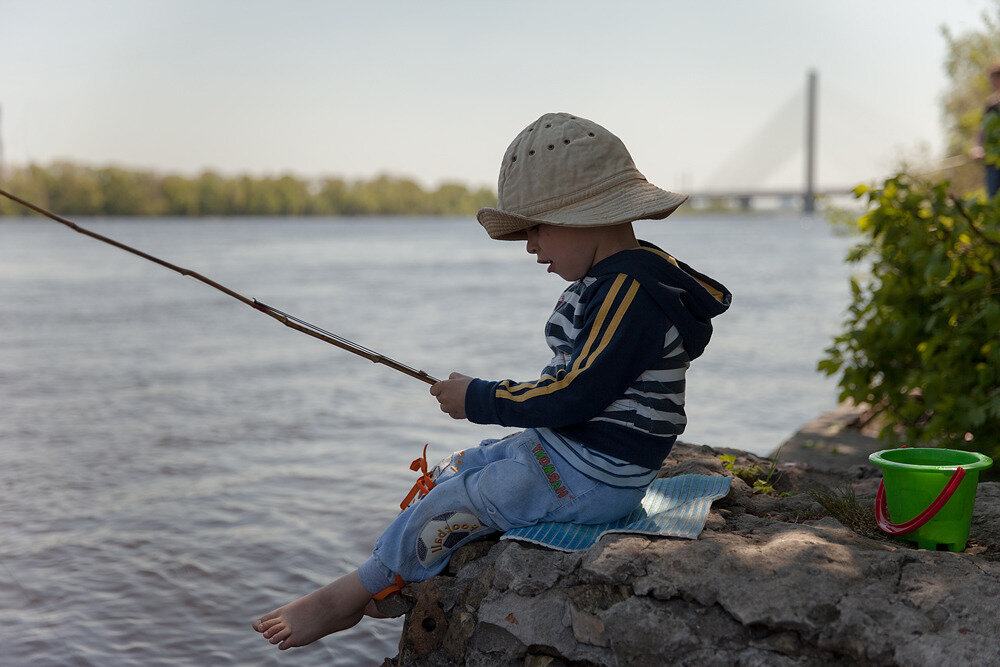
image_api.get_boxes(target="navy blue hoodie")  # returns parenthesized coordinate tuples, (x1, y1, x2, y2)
(465, 241, 731, 469)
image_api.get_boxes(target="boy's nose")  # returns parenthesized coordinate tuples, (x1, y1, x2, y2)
(525, 228, 539, 254)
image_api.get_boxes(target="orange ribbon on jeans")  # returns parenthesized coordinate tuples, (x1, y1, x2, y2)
(372, 574, 407, 601)
(399, 444, 436, 511)
(373, 445, 438, 602)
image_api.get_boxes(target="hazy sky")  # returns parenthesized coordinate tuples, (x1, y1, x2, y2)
(0, 0, 993, 192)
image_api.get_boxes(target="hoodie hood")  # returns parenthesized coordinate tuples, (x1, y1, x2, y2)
(587, 240, 731, 359)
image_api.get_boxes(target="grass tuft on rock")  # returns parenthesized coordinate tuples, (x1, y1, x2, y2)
(807, 485, 885, 540)
(718, 452, 790, 496)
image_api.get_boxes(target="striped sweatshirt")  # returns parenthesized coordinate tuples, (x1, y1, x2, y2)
(466, 241, 731, 470)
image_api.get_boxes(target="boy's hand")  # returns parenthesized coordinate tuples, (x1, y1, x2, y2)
(430, 372, 472, 420)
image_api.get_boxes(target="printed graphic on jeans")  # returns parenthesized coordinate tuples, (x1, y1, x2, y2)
(530, 442, 573, 499)
(415, 510, 484, 566)
(429, 449, 466, 482)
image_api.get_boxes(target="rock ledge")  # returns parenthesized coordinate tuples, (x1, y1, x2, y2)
(379, 409, 1000, 666)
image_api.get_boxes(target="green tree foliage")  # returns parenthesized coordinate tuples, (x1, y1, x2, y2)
(0, 163, 497, 217)
(431, 182, 498, 216)
(983, 112, 1000, 168)
(161, 175, 200, 216)
(819, 175, 1000, 456)
(196, 171, 229, 216)
(97, 167, 164, 215)
(0, 164, 52, 215)
(47, 162, 104, 214)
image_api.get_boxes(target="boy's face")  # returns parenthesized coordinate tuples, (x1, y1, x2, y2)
(525, 224, 597, 281)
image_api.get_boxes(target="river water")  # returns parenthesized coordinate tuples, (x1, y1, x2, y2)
(0, 214, 858, 664)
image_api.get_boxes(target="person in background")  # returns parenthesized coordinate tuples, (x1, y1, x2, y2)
(971, 61, 1000, 197)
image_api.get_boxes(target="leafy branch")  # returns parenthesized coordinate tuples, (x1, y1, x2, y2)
(820, 173, 1000, 457)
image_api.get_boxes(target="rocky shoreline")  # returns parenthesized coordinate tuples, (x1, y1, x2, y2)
(377, 405, 1000, 666)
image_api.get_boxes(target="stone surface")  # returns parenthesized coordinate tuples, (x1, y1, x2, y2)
(380, 405, 1000, 666)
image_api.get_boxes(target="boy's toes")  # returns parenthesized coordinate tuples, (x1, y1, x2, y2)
(269, 627, 292, 645)
(263, 622, 286, 639)
(256, 618, 282, 633)
(253, 610, 279, 631)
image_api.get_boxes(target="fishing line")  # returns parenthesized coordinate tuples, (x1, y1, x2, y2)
(0, 187, 439, 385)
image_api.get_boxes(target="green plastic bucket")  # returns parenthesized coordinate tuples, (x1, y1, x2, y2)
(869, 448, 993, 552)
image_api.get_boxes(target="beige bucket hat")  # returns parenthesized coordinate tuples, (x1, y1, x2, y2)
(477, 112, 688, 241)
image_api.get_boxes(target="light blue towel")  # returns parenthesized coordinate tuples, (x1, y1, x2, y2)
(501, 474, 731, 552)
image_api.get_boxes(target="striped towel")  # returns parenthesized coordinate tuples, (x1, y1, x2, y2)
(501, 474, 731, 552)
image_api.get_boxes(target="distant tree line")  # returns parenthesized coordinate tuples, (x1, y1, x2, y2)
(0, 162, 497, 217)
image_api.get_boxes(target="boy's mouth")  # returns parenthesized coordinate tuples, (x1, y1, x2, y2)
(537, 259, 554, 273)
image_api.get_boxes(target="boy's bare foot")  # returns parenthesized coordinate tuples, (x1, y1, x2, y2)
(252, 570, 371, 650)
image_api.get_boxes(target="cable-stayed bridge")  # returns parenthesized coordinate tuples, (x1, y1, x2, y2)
(687, 71, 865, 213)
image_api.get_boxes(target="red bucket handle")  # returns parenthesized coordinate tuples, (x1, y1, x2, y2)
(875, 466, 966, 536)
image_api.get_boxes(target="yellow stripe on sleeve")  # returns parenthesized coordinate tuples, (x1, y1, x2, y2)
(500, 375, 559, 393)
(571, 274, 626, 373)
(496, 274, 627, 399)
(495, 278, 640, 403)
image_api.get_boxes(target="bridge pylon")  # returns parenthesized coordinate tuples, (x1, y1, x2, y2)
(804, 70, 818, 214)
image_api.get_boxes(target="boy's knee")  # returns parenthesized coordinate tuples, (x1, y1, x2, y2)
(414, 509, 489, 567)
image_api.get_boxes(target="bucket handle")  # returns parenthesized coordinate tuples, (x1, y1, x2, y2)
(874, 467, 966, 536)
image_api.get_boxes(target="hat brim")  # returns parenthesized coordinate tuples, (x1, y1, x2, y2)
(476, 178, 688, 241)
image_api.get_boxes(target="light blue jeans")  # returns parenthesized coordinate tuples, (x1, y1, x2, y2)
(357, 428, 646, 594)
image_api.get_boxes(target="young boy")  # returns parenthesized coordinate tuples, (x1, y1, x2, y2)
(252, 112, 731, 650)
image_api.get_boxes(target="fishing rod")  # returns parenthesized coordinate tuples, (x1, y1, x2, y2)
(930, 154, 974, 173)
(0, 187, 439, 385)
